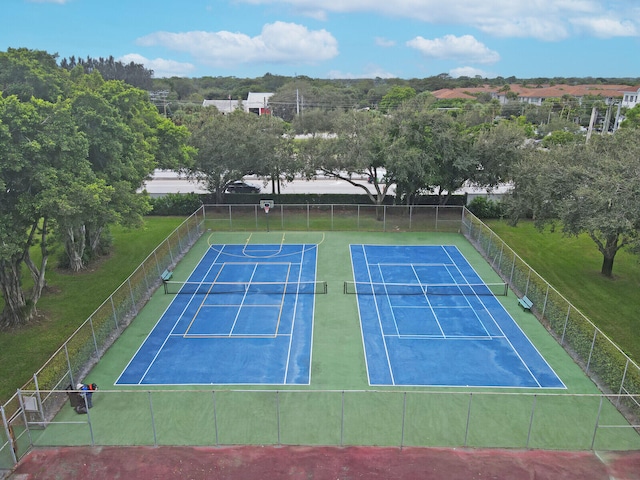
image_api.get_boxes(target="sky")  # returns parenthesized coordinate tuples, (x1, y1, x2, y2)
(3, 0, 639, 80)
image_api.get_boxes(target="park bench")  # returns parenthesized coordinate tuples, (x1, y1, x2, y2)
(518, 295, 533, 312)
(161, 269, 173, 282)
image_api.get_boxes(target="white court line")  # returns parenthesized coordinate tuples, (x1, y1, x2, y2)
(137, 246, 225, 384)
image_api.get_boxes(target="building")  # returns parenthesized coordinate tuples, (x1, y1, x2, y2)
(432, 84, 640, 107)
(245, 92, 273, 115)
(621, 88, 640, 108)
(203, 92, 274, 115)
(201, 98, 240, 114)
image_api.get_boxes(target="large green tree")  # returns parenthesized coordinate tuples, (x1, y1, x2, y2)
(507, 128, 640, 277)
(66, 76, 192, 268)
(0, 48, 193, 326)
(186, 109, 284, 202)
(0, 95, 89, 326)
(391, 95, 475, 205)
(311, 109, 397, 207)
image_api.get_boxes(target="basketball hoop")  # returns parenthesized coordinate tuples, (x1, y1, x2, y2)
(264, 205, 270, 215)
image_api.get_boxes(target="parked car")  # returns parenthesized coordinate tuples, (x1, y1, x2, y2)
(225, 181, 261, 193)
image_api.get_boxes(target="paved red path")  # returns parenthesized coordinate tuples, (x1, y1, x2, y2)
(8, 446, 640, 480)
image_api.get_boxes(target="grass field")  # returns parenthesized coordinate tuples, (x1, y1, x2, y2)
(0, 217, 185, 403)
(486, 220, 640, 362)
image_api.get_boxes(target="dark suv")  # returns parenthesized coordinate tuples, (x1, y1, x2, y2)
(225, 181, 261, 193)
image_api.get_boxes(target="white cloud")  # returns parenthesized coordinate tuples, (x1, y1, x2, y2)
(407, 35, 500, 64)
(238, 0, 640, 40)
(375, 37, 396, 47)
(137, 22, 338, 68)
(327, 64, 397, 79)
(119, 54, 196, 78)
(570, 16, 638, 37)
(449, 66, 495, 78)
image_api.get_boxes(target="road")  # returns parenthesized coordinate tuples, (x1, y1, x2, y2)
(142, 170, 383, 196)
(141, 170, 510, 200)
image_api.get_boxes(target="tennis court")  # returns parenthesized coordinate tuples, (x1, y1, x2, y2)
(19, 230, 639, 452)
(116, 242, 322, 385)
(349, 245, 565, 388)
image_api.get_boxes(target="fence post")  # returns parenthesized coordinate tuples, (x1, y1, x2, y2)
(590, 396, 604, 450)
(16, 390, 34, 448)
(409, 205, 413, 231)
(464, 393, 473, 447)
(167, 236, 174, 264)
(110, 296, 119, 330)
(561, 305, 571, 345)
(276, 391, 281, 446)
(1, 405, 18, 465)
(254, 204, 258, 230)
(542, 285, 550, 319)
(340, 391, 345, 447)
(618, 359, 630, 404)
(148, 391, 157, 447)
(32, 375, 45, 424)
(212, 390, 219, 446)
(127, 278, 137, 315)
(89, 316, 99, 356)
(509, 251, 516, 285)
(64, 343, 74, 388)
(383, 205, 387, 232)
(497, 242, 504, 272)
(526, 394, 537, 448)
(85, 395, 95, 447)
(331, 205, 334, 231)
(586, 329, 598, 374)
(400, 392, 407, 449)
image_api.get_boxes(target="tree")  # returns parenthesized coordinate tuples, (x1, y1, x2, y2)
(0, 95, 89, 326)
(0, 50, 193, 327)
(507, 128, 640, 277)
(60, 55, 154, 90)
(312, 109, 396, 208)
(0, 48, 70, 102)
(185, 109, 278, 203)
(620, 104, 640, 129)
(66, 77, 187, 266)
(471, 120, 527, 186)
(391, 95, 475, 205)
(379, 86, 416, 113)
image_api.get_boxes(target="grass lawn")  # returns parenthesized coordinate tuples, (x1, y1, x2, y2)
(0, 217, 184, 404)
(486, 219, 640, 362)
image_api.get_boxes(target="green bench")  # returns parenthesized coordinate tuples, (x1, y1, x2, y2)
(518, 295, 533, 312)
(161, 269, 173, 282)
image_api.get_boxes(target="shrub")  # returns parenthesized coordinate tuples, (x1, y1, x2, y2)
(150, 193, 203, 216)
(467, 197, 505, 219)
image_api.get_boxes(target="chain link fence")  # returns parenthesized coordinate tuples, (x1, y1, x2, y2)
(461, 210, 640, 429)
(1, 207, 204, 472)
(3, 205, 640, 474)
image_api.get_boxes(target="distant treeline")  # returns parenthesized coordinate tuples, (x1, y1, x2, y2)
(57, 55, 640, 113)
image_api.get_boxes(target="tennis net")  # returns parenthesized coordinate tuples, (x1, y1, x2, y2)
(163, 280, 328, 295)
(343, 281, 508, 296)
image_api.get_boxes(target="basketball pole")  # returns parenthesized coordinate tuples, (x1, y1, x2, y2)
(266, 207, 270, 232)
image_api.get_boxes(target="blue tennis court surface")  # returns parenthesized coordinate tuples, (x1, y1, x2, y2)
(350, 245, 565, 388)
(116, 244, 319, 385)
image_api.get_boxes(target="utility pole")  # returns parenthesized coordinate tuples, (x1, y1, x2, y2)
(586, 106, 597, 143)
